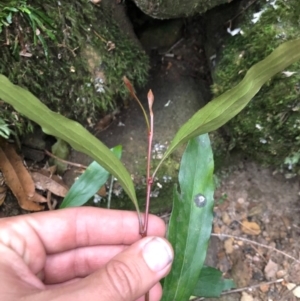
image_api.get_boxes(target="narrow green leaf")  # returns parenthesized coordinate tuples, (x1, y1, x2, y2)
(192, 266, 235, 298)
(0, 75, 139, 212)
(162, 134, 214, 301)
(60, 145, 122, 208)
(3, 7, 19, 12)
(156, 39, 300, 170)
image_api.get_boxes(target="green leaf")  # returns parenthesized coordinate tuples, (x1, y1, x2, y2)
(192, 266, 235, 298)
(0, 75, 139, 212)
(162, 134, 214, 301)
(6, 12, 12, 24)
(0, 118, 10, 139)
(51, 138, 70, 174)
(156, 39, 300, 171)
(60, 145, 122, 208)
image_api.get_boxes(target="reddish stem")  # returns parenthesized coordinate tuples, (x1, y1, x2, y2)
(140, 90, 154, 237)
(143, 90, 154, 301)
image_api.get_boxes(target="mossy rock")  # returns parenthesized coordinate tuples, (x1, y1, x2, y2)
(211, 0, 300, 174)
(0, 0, 149, 135)
(132, 0, 230, 19)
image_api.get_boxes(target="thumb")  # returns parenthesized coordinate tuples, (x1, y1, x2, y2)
(97, 236, 173, 301)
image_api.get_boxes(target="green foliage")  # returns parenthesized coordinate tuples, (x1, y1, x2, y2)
(0, 74, 139, 213)
(51, 138, 70, 174)
(0, 0, 56, 58)
(155, 38, 300, 172)
(0, 0, 149, 135)
(192, 266, 235, 298)
(212, 0, 300, 173)
(162, 134, 214, 301)
(2, 35, 300, 299)
(0, 117, 11, 139)
(60, 145, 122, 208)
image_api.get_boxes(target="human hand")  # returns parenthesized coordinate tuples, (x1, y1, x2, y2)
(0, 207, 173, 301)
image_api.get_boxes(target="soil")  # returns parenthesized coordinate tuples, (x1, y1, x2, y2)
(1, 10, 300, 301)
(198, 156, 300, 301)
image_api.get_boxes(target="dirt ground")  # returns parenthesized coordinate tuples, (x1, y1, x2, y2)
(201, 157, 300, 301)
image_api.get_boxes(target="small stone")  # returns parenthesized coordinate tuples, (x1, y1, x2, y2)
(240, 292, 253, 301)
(276, 270, 287, 278)
(224, 238, 234, 254)
(241, 220, 261, 235)
(222, 211, 231, 225)
(264, 259, 278, 280)
(282, 217, 291, 229)
(260, 283, 269, 293)
(237, 197, 245, 204)
(213, 224, 221, 234)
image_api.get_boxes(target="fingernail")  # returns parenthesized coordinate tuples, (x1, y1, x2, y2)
(142, 238, 173, 272)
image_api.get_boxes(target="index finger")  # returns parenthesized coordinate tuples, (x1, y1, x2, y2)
(19, 207, 166, 253)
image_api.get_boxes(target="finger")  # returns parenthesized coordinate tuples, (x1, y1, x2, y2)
(43, 245, 126, 283)
(3, 207, 166, 254)
(32, 236, 173, 301)
(47, 281, 163, 301)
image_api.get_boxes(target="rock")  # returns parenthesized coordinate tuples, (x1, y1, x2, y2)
(259, 283, 269, 293)
(264, 259, 278, 280)
(1, 0, 149, 135)
(224, 237, 234, 254)
(241, 220, 261, 235)
(286, 283, 300, 298)
(132, 0, 230, 19)
(276, 270, 287, 279)
(237, 197, 245, 204)
(221, 211, 231, 225)
(207, 0, 300, 174)
(240, 292, 253, 301)
(139, 19, 183, 53)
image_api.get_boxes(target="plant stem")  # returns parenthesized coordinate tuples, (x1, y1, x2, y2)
(141, 90, 154, 237)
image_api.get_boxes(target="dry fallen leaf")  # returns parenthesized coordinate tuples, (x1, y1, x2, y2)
(2, 141, 35, 199)
(0, 139, 44, 211)
(0, 150, 44, 210)
(241, 220, 261, 235)
(31, 171, 68, 197)
(97, 185, 106, 197)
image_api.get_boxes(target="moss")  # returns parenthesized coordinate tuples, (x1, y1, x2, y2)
(0, 0, 149, 136)
(133, 0, 229, 19)
(212, 0, 300, 173)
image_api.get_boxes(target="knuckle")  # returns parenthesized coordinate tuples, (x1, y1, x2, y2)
(105, 259, 140, 300)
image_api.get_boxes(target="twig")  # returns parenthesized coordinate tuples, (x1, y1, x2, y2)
(159, 38, 184, 55)
(107, 175, 114, 209)
(44, 149, 87, 169)
(93, 30, 108, 43)
(46, 190, 53, 210)
(57, 43, 79, 57)
(212, 233, 300, 264)
(190, 278, 284, 301)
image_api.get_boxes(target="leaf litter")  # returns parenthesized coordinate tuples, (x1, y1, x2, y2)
(0, 138, 69, 211)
